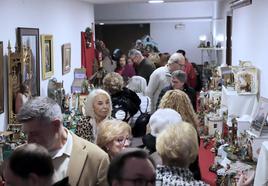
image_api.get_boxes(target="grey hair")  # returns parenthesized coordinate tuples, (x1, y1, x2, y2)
(167, 53, 185, 65)
(17, 97, 63, 123)
(127, 76, 147, 95)
(128, 49, 142, 58)
(85, 89, 112, 118)
(171, 70, 187, 83)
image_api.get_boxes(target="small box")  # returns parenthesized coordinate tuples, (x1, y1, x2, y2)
(71, 68, 86, 93)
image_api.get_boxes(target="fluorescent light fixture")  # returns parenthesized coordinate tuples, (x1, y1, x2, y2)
(148, 0, 164, 3)
(99, 22, 105, 25)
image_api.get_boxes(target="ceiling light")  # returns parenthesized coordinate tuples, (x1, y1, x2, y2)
(99, 23, 105, 25)
(148, 0, 164, 3)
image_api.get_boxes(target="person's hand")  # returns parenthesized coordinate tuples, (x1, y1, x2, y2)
(237, 170, 255, 186)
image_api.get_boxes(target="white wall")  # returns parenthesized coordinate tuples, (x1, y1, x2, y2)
(232, 0, 268, 98)
(0, 0, 94, 130)
(150, 21, 211, 63)
(95, 1, 215, 63)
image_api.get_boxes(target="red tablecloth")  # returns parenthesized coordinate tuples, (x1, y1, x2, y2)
(199, 139, 217, 186)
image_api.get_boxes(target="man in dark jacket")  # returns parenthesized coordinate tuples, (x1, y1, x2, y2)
(157, 70, 197, 111)
(128, 49, 155, 84)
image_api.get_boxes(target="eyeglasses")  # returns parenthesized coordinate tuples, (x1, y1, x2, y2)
(120, 178, 155, 186)
(178, 63, 185, 68)
(115, 136, 131, 145)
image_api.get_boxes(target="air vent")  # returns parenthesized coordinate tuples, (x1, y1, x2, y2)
(230, 0, 252, 9)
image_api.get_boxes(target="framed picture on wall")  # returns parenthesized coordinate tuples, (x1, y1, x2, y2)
(41, 35, 54, 80)
(17, 27, 40, 96)
(0, 41, 3, 113)
(62, 43, 71, 75)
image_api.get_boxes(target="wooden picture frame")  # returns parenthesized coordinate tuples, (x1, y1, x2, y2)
(250, 97, 268, 137)
(62, 43, 71, 75)
(0, 42, 3, 113)
(17, 27, 40, 96)
(41, 35, 54, 80)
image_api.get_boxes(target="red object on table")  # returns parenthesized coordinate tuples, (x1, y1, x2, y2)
(199, 139, 217, 186)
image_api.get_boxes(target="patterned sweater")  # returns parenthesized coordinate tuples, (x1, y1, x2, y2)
(156, 165, 208, 186)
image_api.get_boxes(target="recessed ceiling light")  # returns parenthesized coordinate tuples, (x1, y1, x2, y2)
(99, 23, 105, 25)
(148, 0, 164, 3)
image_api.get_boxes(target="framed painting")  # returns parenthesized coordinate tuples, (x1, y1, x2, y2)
(250, 97, 268, 137)
(0, 42, 3, 113)
(41, 35, 54, 80)
(62, 43, 71, 75)
(17, 27, 40, 96)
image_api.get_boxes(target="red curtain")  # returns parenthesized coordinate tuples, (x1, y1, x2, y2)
(81, 32, 95, 78)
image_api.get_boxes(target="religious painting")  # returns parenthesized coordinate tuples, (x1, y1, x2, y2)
(62, 43, 71, 75)
(41, 35, 54, 80)
(17, 27, 40, 96)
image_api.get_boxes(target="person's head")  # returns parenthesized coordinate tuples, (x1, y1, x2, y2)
(97, 120, 131, 158)
(103, 72, 124, 95)
(4, 143, 54, 186)
(126, 76, 147, 95)
(156, 122, 198, 168)
(107, 148, 156, 186)
(159, 90, 198, 129)
(167, 53, 185, 72)
(119, 54, 127, 67)
(159, 52, 170, 67)
(85, 89, 112, 121)
(176, 49, 186, 57)
(128, 49, 143, 65)
(17, 97, 63, 151)
(149, 108, 182, 137)
(171, 70, 187, 90)
(147, 53, 160, 67)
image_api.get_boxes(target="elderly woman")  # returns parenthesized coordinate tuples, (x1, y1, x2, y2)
(158, 89, 201, 180)
(159, 89, 198, 129)
(97, 120, 131, 159)
(127, 76, 151, 127)
(103, 72, 141, 122)
(75, 88, 112, 143)
(156, 122, 208, 185)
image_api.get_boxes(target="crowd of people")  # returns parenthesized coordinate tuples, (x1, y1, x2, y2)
(0, 43, 252, 186)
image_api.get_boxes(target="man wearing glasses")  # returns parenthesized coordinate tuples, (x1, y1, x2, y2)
(107, 149, 156, 186)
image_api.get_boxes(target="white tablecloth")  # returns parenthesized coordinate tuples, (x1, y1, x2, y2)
(254, 141, 268, 186)
(221, 86, 258, 117)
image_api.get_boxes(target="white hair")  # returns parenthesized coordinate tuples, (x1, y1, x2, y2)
(167, 53, 185, 65)
(127, 76, 147, 95)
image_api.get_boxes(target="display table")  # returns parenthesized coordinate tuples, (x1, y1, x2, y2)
(221, 86, 258, 117)
(254, 141, 268, 186)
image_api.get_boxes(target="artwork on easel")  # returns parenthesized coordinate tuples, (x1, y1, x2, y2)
(250, 97, 268, 137)
(220, 66, 235, 89)
(235, 66, 258, 95)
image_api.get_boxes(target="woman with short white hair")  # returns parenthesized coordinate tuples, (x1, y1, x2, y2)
(156, 122, 208, 186)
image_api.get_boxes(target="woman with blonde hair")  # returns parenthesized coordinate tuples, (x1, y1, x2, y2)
(97, 119, 131, 159)
(158, 89, 201, 180)
(75, 88, 112, 143)
(159, 89, 198, 129)
(156, 122, 208, 185)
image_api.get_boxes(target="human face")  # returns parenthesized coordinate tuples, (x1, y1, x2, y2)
(171, 77, 184, 90)
(170, 59, 186, 72)
(106, 131, 131, 158)
(22, 120, 57, 151)
(93, 94, 110, 120)
(129, 55, 139, 65)
(113, 157, 155, 186)
(119, 57, 126, 67)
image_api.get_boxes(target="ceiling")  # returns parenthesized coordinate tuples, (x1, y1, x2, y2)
(83, 0, 220, 4)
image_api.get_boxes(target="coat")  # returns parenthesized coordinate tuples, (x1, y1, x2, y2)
(67, 132, 110, 186)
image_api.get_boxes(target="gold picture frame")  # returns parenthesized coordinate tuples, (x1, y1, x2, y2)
(41, 35, 54, 80)
(62, 43, 71, 75)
